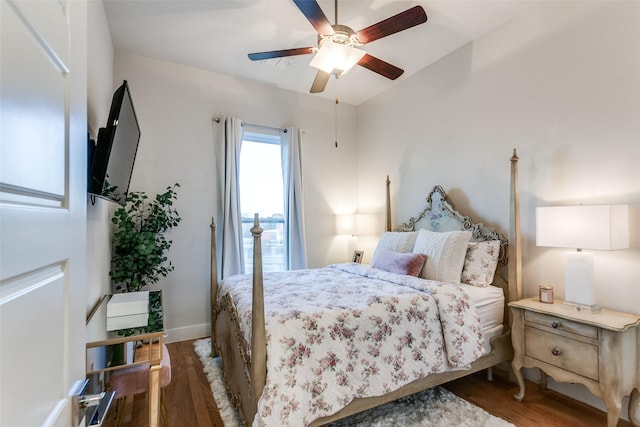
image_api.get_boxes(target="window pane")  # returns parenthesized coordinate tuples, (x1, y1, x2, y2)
(240, 139, 285, 272)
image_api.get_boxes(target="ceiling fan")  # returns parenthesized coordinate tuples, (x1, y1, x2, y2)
(248, 0, 428, 94)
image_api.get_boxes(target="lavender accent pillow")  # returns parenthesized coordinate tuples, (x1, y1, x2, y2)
(371, 231, 419, 266)
(370, 248, 427, 277)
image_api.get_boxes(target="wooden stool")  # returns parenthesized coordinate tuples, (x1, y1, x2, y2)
(108, 342, 172, 426)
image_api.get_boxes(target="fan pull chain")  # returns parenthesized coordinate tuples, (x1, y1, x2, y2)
(335, 76, 339, 147)
(335, 96, 339, 147)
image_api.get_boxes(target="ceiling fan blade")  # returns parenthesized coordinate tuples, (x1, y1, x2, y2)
(356, 5, 427, 45)
(248, 47, 315, 61)
(293, 0, 334, 35)
(358, 54, 404, 80)
(310, 70, 331, 93)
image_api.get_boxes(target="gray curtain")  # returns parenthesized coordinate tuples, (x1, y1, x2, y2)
(280, 127, 307, 269)
(213, 117, 244, 279)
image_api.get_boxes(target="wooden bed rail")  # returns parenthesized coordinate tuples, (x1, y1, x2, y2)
(210, 214, 268, 403)
(385, 175, 392, 232)
(249, 214, 267, 406)
(508, 149, 522, 303)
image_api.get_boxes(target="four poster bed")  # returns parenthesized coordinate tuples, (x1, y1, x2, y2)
(210, 151, 522, 426)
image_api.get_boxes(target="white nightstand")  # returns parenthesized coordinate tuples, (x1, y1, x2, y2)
(509, 297, 640, 427)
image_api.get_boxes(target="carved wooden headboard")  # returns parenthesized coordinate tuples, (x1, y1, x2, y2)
(392, 184, 509, 268)
(383, 149, 522, 326)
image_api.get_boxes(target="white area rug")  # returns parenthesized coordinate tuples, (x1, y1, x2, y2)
(194, 339, 514, 427)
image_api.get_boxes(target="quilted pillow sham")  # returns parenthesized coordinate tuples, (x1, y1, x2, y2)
(370, 248, 427, 277)
(461, 240, 501, 287)
(412, 229, 472, 283)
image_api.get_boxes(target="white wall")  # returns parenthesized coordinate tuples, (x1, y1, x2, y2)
(112, 52, 359, 342)
(86, 0, 116, 314)
(87, 0, 114, 139)
(357, 1, 639, 418)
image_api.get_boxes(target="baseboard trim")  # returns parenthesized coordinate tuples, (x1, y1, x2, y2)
(165, 323, 209, 344)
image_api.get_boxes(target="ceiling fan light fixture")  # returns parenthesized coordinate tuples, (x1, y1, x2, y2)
(310, 39, 365, 76)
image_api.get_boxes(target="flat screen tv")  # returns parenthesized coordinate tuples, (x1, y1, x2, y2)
(88, 80, 140, 204)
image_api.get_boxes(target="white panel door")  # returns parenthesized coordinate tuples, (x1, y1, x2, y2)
(0, 0, 87, 426)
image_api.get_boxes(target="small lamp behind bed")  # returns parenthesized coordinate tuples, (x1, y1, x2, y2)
(336, 213, 376, 262)
(536, 204, 629, 313)
(336, 214, 357, 237)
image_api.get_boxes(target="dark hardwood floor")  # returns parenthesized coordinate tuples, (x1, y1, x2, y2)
(103, 338, 629, 427)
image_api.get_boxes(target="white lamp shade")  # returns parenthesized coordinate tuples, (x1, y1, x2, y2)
(310, 40, 366, 76)
(355, 214, 375, 236)
(336, 214, 356, 236)
(336, 213, 377, 236)
(536, 205, 629, 250)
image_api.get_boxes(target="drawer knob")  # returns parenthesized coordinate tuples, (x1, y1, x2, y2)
(551, 348, 562, 356)
(550, 321, 559, 328)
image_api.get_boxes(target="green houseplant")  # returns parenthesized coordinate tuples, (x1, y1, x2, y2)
(110, 183, 182, 293)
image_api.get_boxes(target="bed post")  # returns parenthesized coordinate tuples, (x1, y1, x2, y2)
(210, 217, 218, 357)
(385, 175, 392, 232)
(250, 214, 267, 407)
(508, 149, 522, 308)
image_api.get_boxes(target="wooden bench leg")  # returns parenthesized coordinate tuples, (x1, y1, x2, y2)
(161, 388, 169, 426)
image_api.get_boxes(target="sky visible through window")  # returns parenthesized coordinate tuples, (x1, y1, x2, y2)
(239, 140, 284, 218)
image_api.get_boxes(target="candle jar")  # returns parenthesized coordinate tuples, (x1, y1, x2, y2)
(539, 286, 554, 304)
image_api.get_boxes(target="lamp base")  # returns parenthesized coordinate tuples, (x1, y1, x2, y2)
(562, 300, 601, 313)
(564, 250, 596, 309)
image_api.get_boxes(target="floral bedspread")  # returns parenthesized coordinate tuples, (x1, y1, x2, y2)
(218, 263, 485, 427)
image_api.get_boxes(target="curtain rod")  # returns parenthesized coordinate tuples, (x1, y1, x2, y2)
(213, 118, 287, 133)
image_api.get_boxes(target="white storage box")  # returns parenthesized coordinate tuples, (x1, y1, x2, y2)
(107, 291, 149, 317)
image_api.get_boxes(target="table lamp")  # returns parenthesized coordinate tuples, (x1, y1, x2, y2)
(536, 204, 629, 313)
(336, 213, 376, 261)
(336, 214, 356, 236)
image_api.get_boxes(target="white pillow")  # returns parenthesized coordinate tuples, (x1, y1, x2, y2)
(461, 240, 501, 287)
(412, 229, 472, 283)
(371, 231, 419, 264)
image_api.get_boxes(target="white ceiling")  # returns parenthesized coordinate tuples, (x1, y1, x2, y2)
(103, 0, 536, 106)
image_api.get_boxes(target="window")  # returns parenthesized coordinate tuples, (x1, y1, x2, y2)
(239, 131, 285, 272)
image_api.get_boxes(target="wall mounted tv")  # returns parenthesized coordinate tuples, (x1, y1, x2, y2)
(88, 80, 140, 204)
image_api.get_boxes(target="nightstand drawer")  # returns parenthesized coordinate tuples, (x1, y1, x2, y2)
(525, 311, 597, 339)
(525, 326, 599, 381)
